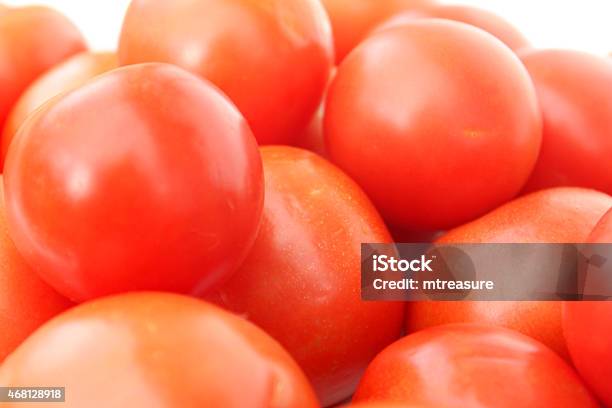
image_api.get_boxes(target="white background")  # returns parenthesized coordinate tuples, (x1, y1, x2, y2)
(3, 0, 612, 55)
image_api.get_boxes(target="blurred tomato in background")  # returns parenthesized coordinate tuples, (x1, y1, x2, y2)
(0, 6, 85, 133)
(118, 0, 334, 145)
(0, 180, 72, 362)
(520, 49, 612, 195)
(320, 0, 433, 63)
(1, 51, 117, 168)
(375, 4, 529, 51)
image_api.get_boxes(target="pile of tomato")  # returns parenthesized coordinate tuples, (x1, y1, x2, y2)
(0, 0, 611, 407)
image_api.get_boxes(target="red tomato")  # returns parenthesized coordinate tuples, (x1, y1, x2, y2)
(320, 0, 433, 63)
(562, 208, 612, 407)
(563, 302, 612, 408)
(353, 324, 598, 407)
(0, 179, 71, 362)
(0, 6, 86, 132)
(406, 188, 612, 359)
(0, 292, 318, 407)
(520, 50, 612, 194)
(1, 51, 118, 167)
(118, 0, 333, 145)
(206, 146, 404, 407)
(3, 63, 263, 302)
(376, 5, 529, 51)
(325, 20, 542, 231)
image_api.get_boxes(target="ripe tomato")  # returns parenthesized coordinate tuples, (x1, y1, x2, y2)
(0, 179, 71, 362)
(325, 20, 541, 231)
(206, 146, 404, 407)
(3, 63, 263, 302)
(353, 324, 598, 407)
(563, 301, 612, 408)
(320, 0, 433, 63)
(0, 292, 318, 407)
(118, 0, 333, 145)
(407, 188, 612, 359)
(1, 51, 117, 167)
(520, 50, 612, 194)
(0, 6, 86, 132)
(562, 208, 612, 407)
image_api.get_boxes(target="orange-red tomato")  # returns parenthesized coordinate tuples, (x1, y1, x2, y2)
(1, 51, 117, 167)
(320, 0, 433, 63)
(562, 209, 612, 407)
(376, 4, 529, 51)
(520, 50, 612, 194)
(353, 324, 598, 407)
(406, 188, 612, 359)
(325, 20, 542, 231)
(0, 179, 71, 362)
(0, 292, 318, 407)
(118, 0, 334, 145)
(564, 301, 612, 408)
(3, 63, 263, 302)
(0, 6, 86, 132)
(207, 146, 404, 406)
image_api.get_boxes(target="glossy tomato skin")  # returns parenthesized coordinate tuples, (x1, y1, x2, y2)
(321, 0, 433, 63)
(353, 324, 598, 407)
(207, 146, 404, 407)
(4, 63, 263, 302)
(118, 0, 334, 145)
(376, 4, 529, 51)
(1, 51, 117, 167)
(325, 20, 542, 231)
(406, 188, 612, 359)
(0, 292, 318, 407)
(0, 6, 86, 132)
(0, 179, 72, 362)
(520, 50, 612, 194)
(562, 208, 612, 407)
